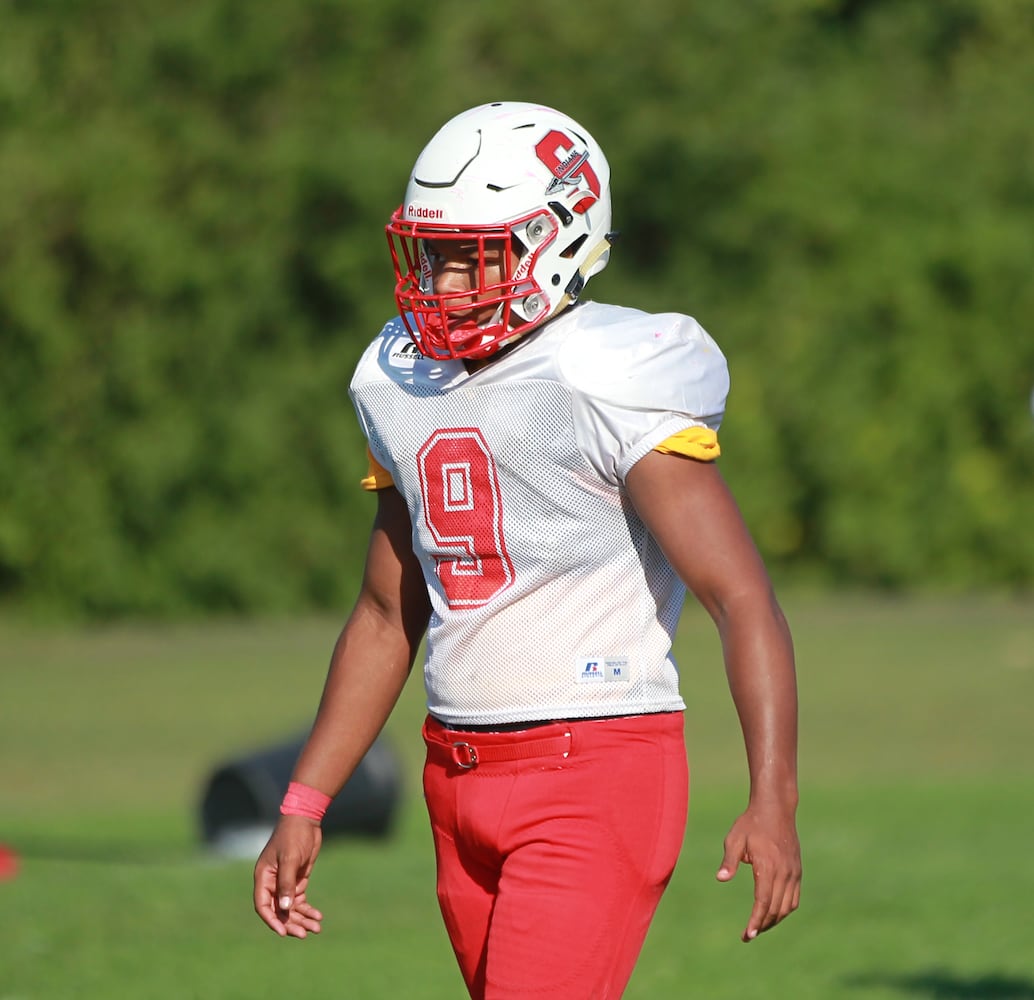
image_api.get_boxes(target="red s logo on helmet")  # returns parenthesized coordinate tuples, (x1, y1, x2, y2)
(535, 130, 601, 214)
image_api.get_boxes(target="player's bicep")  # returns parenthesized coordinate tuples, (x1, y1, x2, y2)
(359, 487, 430, 648)
(625, 451, 773, 622)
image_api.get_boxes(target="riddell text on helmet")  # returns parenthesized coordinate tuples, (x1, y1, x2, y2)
(407, 205, 445, 220)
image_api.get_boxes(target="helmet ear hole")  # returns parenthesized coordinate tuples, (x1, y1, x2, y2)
(560, 234, 588, 260)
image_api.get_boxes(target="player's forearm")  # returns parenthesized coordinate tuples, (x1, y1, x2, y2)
(718, 591, 799, 810)
(289, 601, 420, 797)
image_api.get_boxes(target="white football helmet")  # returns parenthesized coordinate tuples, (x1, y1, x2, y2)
(387, 102, 614, 360)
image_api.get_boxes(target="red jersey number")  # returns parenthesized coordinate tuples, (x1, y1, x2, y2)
(417, 429, 515, 608)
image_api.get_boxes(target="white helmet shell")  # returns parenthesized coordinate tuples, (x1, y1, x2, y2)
(387, 102, 613, 360)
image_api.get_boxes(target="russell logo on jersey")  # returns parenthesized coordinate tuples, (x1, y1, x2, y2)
(391, 340, 423, 362)
(577, 657, 631, 683)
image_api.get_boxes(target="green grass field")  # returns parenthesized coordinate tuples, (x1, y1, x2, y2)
(2, 593, 1033, 999)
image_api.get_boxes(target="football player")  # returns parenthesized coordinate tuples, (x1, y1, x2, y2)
(254, 102, 801, 999)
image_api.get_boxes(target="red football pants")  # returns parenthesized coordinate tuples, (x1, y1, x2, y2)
(422, 712, 689, 999)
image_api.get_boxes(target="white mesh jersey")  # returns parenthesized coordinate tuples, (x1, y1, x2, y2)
(349, 300, 730, 727)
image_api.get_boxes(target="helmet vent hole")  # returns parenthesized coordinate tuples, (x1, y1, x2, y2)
(548, 201, 574, 227)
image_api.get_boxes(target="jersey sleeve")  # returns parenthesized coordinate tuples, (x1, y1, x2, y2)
(654, 425, 720, 461)
(559, 309, 729, 484)
(349, 320, 407, 492)
(360, 446, 395, 491)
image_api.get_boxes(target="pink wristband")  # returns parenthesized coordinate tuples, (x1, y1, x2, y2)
(280, 781, 332, 822)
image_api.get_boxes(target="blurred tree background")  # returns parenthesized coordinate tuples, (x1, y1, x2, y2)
(1, 0, 1032, 619)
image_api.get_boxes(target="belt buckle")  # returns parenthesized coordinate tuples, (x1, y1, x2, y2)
(451, 741, 479, 769)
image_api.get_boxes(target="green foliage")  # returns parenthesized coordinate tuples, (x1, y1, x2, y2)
(2, 0, 1032, 617)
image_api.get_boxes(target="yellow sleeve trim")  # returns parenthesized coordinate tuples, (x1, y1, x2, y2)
(654, 426, 721, 462)
(360, 447, 395, 491)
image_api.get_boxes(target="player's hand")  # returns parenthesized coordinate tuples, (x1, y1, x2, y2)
(253, 815, 325, 939)
(716, 802, 801, 943)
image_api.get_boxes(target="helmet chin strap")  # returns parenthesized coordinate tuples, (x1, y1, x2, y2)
(546, 232, 619, 321)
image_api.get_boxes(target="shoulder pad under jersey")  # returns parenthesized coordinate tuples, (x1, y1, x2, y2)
(556, 303, 729, 423)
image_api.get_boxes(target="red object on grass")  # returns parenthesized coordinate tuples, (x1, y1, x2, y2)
(0, 844, 19, 880)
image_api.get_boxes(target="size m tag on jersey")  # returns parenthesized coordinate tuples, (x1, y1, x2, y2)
(576, 656, 630, 683)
